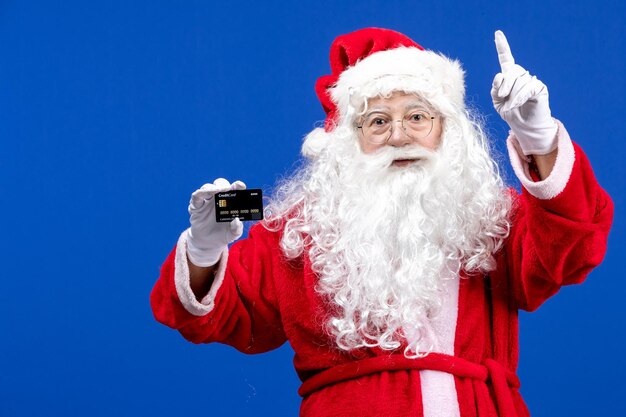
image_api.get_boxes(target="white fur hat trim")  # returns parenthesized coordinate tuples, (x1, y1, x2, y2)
(331, 47, 465, 117)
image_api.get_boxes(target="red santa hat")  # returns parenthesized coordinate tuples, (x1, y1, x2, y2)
(302, 27, 466, 158)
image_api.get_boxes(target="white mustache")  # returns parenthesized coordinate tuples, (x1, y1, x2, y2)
(356, 146, 438, 169)
(387, 147, 436, 161)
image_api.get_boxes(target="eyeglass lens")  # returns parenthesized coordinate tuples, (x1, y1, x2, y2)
(360, 110, 434, 144)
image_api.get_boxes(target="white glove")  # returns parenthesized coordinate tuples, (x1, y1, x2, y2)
(491, 30, 558, 156)
(186, 178, 246, 267)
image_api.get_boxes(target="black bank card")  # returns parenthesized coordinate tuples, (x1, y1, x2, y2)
(215, 189, 264, 222)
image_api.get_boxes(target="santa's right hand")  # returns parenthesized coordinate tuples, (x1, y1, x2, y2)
(186, 178, 246, 267)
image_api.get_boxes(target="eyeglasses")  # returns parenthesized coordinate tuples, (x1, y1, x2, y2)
(356, 109, 437, 145)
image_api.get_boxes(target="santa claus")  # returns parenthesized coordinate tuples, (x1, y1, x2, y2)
(151, 28, 613, 417)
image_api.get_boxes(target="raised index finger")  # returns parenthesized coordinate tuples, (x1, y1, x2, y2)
(494, 30, 515, 72)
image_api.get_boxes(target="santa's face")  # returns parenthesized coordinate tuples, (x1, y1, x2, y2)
(356, 92, 444, 159)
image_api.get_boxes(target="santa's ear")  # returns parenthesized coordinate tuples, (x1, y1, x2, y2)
(301, 127, 331, 159)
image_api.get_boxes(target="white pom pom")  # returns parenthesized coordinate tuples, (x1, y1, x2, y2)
(301, 127, 331, 159)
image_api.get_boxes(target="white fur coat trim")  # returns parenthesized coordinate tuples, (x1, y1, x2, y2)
(174, 228, 229, 316)
(507, 119, 575, 200)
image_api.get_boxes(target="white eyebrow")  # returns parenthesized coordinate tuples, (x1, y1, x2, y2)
(364, 102, 432, 116)
(367, 105, 391, 112)
(404, 102, 431, 110)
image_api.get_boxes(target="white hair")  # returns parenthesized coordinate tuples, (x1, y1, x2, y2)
(263, 93, 512, 358)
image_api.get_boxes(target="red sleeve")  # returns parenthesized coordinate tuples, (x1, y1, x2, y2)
(504, 141, 614, 311)
(150, 223, 288, 354)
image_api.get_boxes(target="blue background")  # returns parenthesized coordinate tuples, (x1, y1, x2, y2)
(1, 1, 624, 416)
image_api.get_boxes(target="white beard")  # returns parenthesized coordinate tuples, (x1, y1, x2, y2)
(313, 143, 461, 356)
(265, 119, 512, 358)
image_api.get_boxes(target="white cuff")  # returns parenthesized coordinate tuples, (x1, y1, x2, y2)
(174, 228, 229, 316)
(507, 119, 575, 200)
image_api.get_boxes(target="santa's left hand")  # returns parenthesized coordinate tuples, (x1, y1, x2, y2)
(491, 30, 558, 156)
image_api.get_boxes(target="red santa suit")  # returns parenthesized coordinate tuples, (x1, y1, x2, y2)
(150, 122, 613, 417)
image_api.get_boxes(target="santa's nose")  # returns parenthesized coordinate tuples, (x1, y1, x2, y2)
(387, 120, 413, 147)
